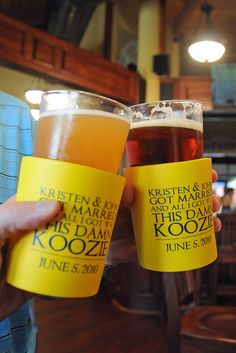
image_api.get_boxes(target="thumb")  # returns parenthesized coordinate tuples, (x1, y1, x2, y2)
(0, 196, 61, 243)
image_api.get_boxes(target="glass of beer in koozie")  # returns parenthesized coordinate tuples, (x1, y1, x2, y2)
(124, 100, 217, 272)
(6, 90, 132, 297)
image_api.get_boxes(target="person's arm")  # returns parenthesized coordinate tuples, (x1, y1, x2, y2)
(0, 196, 62, 320)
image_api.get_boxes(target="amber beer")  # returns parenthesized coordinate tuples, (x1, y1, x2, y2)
(34, 110, 129, 173)
(127, 100, 203, 166)
(34, 90, 131, 173)
(127, 120, 203, 166)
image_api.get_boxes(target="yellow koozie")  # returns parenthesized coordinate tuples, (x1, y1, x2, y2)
(6, 157, 125, 297)
(124, 158, 217, 272)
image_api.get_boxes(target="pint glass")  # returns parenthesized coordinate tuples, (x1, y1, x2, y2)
(35, 90, 131, 173)
(6, 90, 132, 297)
(124, 100, 217, 272)
(126, 100, 203, 166)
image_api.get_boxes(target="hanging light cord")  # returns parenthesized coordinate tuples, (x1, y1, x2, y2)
(201, 1, 213, 32)
(193, 0, 213, 35)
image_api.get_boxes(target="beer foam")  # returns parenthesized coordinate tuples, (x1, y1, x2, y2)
(131, 100, 203, 132)
(39, 109, 130, 124)
(131, 118, 203, 133)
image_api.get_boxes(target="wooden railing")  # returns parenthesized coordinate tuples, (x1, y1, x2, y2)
(0, 13, 140, 104)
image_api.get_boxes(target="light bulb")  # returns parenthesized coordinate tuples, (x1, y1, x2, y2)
(25, 90, 44, 105)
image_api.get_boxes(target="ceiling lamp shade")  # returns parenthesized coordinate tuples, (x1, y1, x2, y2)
(188, 40, 225, 63)
(188, 1, 225, 63)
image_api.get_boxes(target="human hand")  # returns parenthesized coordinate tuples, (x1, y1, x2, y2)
(212, 169, 222, 232)
(0, 196, 62, 320)
(106, 183, 136, 265)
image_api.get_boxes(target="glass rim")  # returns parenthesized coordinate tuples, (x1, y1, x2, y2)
(130, 99, 202, 110)
(41, 89, 133, 113)
(129, 99, 203, 128)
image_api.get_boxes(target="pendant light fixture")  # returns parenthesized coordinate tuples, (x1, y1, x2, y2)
(25, 89, 44, 105)
(25, 89, 44, 121)
(188, 1, 225, 63)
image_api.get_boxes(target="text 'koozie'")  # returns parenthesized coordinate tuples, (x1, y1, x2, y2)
(6, 157, 125, 297)
(124, 158, 217, 272)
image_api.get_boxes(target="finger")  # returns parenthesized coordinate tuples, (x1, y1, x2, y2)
(212, 169, 218, 182)
(0, 196, 62, 242)
(214, 216, 222, 233)
(212, 194, 221, 213)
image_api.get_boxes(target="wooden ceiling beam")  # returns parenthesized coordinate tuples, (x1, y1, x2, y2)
(159, 0, 167, 54)
(173, 0, 201, 40)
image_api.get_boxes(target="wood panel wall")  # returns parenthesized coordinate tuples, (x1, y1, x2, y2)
(172, 76, 213, 111)
(0, 13, 140, 104)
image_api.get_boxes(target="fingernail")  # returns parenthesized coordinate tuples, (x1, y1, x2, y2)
(35, 200, 59, 213)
